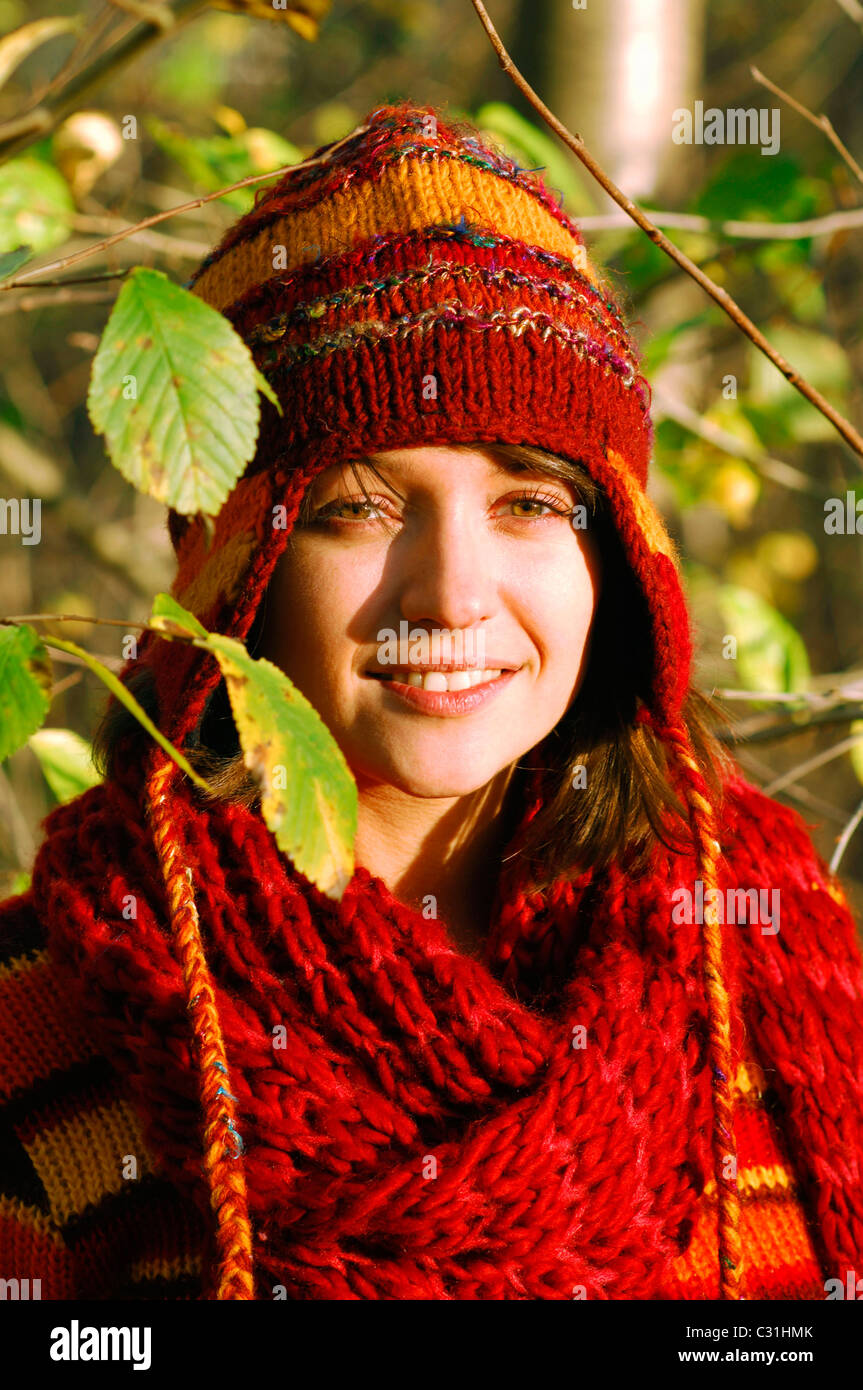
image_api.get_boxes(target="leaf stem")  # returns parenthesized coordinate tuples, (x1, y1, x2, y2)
(36, 630, 209, 790)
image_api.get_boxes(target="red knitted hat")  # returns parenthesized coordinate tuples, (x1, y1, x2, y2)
(132, 100, 742, 1300)
(142, 99, 692, 748)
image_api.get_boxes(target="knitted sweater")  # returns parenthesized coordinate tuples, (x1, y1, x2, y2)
(0, 767, 860, 1300)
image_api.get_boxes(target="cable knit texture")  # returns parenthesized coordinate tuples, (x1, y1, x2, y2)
(0, 762, 860, 1299)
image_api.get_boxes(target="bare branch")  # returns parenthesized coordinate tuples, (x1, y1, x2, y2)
(750, 64, 863, 188)
(835, 0, 863, 31)
(0, 268, 128, 289)
(0, 286, 120, 315)
(469, 0, 863, 460)
(0, 123, 370, 292)
(831, 792, 863, 871)
(714, 674, 863, 706)
(3, 613, 148, 628)
(49, 670, 85, 698)
(32, 4, 119, 105)
(762, 729, 863, 795)
(0, 0, 211, 164)
(578, 205, 863, 239)
(717, 742, 849, 823)
(106, 0, 176, 28)
(652, 387, 819, 495)
(716, 705, 863, 745)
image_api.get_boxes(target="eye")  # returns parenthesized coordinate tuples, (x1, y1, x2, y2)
(312, 496, 398, 524)
(503, 489, 573, 519)
(310, 488, 576, 527)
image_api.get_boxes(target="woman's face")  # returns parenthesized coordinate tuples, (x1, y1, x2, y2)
(259, 446, 601, 797)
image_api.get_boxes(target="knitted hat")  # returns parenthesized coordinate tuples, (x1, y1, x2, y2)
(137, 101, 741, 1298)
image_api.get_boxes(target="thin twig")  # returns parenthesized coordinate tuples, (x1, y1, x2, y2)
(0, 123, 370, 292)
(106, 0, 176, 28)
(714, 677, 863, 705)
(0, 287, 121, 315)
(49, 670, 84, 698)
(37, 647, 125, 671)
(714, 689, 816, 703)
(0, 0, 211, 164)
(31, 4, 118, 106)
(3, 613, 148, 628)
(718, 741, 849, 823)
(750, 65, 863, 189)
(577, 205, 863, 239)
(717, 705, 863, 745)
(1, 269, 129, 289)
(762, 729, 863, 795)
(469, 0, 863, 461)
(830, 792, 863, 871)
(652, 387, 818, 495)
(834, 0, 863, 31)
(69, 211, 212, 259)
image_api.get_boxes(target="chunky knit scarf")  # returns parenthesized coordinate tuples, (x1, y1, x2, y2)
(28, 99, 857, 1303)
(32, 747, 739, 1301)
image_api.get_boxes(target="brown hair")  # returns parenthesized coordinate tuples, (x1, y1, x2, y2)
(94, 442, 736, 893)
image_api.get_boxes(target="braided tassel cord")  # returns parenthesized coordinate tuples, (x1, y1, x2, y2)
(639, 711, 744, 1300)
(146, 755, 255, 1300)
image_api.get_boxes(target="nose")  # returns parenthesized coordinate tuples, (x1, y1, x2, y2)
(395, 500, 500, 632)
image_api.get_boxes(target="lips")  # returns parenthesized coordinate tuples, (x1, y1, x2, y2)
(368, 666, 519, 716)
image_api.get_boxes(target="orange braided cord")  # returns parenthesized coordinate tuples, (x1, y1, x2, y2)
(146, 756, 255, 1300)
(662, 723, 744, 1300)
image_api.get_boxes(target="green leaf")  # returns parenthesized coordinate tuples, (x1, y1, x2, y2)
(148, 592, 357, 897)
(146, 116, 303, 212)
(150, 590, 210, 640)
(28, 727, 101, 803)
(0, 157, 74, 256)
(716, 584, 811, 696)
(694, 151, 819, 223)
(0, 245, 32, 281)
(203, 633, 357, 900)
(87, 267, 273, 515)
(0, 624, 52, 760)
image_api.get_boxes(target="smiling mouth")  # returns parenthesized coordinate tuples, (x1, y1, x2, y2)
(367, 667, 508, 692)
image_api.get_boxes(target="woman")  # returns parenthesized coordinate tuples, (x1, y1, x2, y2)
(1, 100, 862, 1302)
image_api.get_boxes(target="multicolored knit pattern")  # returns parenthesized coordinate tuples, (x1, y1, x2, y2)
(7, 100, 860, 1303)
(0, 772, 859, 1299)
(93, 99, 748, 1299)
(154, 99, 691, 744)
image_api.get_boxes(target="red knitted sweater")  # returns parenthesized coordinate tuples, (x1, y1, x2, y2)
(0, 760, 861, 1300)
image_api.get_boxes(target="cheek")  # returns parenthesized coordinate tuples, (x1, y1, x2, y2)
(264, 548, 374, 674)
(532, 546, 599, 652)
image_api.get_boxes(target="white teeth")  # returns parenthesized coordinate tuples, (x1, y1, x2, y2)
(394, 668, 503, 691)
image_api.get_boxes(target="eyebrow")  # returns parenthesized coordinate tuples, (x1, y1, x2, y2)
(310, 451, 574, 502)
(359, 451, 554, 479)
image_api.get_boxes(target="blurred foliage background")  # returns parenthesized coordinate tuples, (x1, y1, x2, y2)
(2, 0, 863, 919)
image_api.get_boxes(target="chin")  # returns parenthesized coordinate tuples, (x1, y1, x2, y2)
(375, 757, 507, 800)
